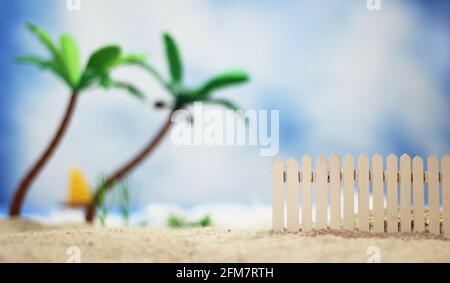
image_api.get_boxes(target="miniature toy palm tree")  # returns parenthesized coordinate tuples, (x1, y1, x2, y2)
(85, 33, 250, 222)
(9, 23, 146, 217)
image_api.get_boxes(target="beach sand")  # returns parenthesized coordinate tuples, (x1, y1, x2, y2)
(0, 219, 449, 263)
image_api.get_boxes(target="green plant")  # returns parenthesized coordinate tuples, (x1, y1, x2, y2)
(167, 214, 212, 228)
(193, 215, 212, 227)
(9, 23, 146, 217)
(86, 32, 250, 222)
(115, 179, 131, 226)
(167, 214, 185, 228)
(95, 175, 133, 227)
(97, 187, 108, 227)
(96, 174, 109, 227)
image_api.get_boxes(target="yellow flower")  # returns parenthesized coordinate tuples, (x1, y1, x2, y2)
(68, 167, 92, 206)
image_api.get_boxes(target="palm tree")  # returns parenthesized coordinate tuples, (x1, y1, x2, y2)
(85, 33, 250, 222)
(9, 23, 146, 217)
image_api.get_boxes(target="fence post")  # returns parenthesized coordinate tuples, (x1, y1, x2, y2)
(400, 154, 412, 232)
(316, 156, 328, 229)
(272, 158, 284, 232)
(287, 158, 299, 233)
(343, 154, 355, 231)
(428, 156, 440, 235)
(442, 155, 450, 238)
(302, 155, 313, 232)
(329, 154, 341, 230)
(372, 154, 384, 233)
(412, 156, 425, 232)
(386, 154, 399, 233)
(358, 154, 370, 232)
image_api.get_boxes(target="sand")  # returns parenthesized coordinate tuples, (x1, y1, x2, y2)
(0, 219, 449, 263)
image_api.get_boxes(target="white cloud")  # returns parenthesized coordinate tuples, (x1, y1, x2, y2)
(299, 2, 448, 155)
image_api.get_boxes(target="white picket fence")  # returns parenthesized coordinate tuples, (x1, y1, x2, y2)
(272, 154, 450, 238)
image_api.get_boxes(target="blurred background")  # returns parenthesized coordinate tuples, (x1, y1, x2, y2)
(0, 0, 449, 227)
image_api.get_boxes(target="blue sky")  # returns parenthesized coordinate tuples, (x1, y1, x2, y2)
(0, 0, 449, 209)
(0, 1, 62, 203)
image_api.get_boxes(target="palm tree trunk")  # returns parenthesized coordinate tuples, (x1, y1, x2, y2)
(85, 108, 177, 222)
(9, 92, 79, 217)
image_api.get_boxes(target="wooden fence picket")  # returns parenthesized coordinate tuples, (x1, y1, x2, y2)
(442, 155, 450, 238)
(272, 158, 284, 232)
(316, 156, 328, 229)
(358, 154, 370, 232)
(301, 155, 313, 232)
(272, 154, 448, 236)
(286, 158, 299, 233)
(372, 154, 384, 233)
(343, 155, 355, 231)
(400, 154, 412, 232)
(428, 156, 440, 235)
(329, 154, 341, 230)
(412, 156, 425, 232)
(386, 154, 398, 233)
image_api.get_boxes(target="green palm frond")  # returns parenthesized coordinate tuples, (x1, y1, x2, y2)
(21, 24, 78, 90)
(86, 45, 122, 71)
(16, 55, 60, 72)
(60, 34, 81, 88)
(86, 70, 145, 101)
(78, 45, 121, 89)
(16, 55, 71, 86)
(26, 23, 61, 62)
(111, 81, 146, 101)
(195, 70, 249, 99)
(80, 47, 146, 98)
(98, 72, 114, 88)
(207, 98, 242, 111)
(136, 61, 172, 94)
(18, 23, 150, 105)
(118, 53, 147, 65)
(207, 98, 247, 122)
(137, 33, 250, 110)
(163, 32, 183, 83)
